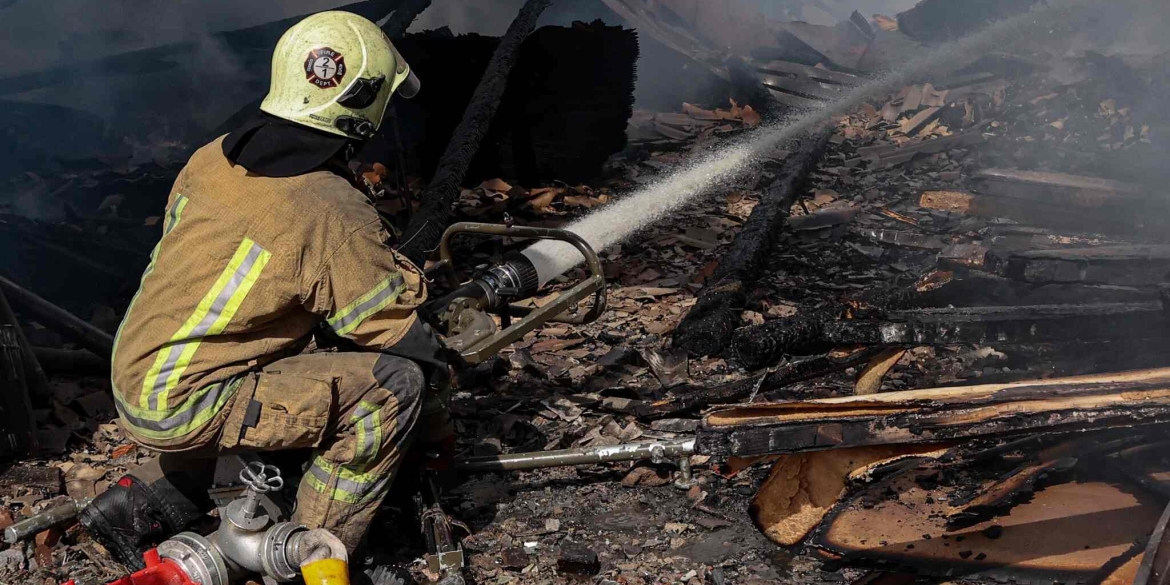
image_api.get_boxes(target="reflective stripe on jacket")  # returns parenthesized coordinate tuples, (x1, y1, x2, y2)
(111, 136, 426, 444)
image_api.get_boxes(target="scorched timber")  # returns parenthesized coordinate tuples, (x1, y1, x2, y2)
(672, 129, 831, 357)
(696, 368, 1170, 457)
(994, 246, 1170, 287)
(398, 0, 551, 266)
(634, 348, 884, 420)
(730, 302, 1168, 367)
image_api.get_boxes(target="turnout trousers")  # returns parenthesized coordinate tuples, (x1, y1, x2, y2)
(127, 351, 425, 551)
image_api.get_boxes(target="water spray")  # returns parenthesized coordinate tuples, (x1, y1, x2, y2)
(521, 0, 1099, 286)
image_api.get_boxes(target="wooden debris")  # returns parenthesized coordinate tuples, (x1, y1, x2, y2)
(996, 246, 1170, 287)
(814, 472, 1158, 581)
(856, 124, 987, 168)
(635, 348, 884, 421)
(751, 445, 946, 546)
(397, 0, 553, 266)
(673, 129, 831, 356)
(945, 457, 1077, 529)
(732, 302, 1168, 365)
(30, 347, 108, 376)
(698, 368, 1170, 457)
(854, 348, 906, 396)
(756, 59, 861, 109)
(1110, 441, 1170, 499)
(920, 170, 1164, 235)
(972, 168, 1145, 206)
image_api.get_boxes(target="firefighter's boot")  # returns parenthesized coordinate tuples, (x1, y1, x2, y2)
(79, 455, 215, 570)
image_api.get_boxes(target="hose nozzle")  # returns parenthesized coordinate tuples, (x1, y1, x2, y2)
(476, 252, 540, 307)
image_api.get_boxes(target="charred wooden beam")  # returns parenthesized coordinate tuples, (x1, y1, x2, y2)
(721, 277, 929, 369)
(0, 327, 37, 456)
(634, 347, 884, 420)
(731, 302, 1168, 368)
(972, 168, 1145, 205)
(921, 168, 1169, 237)
(672, 129, 832, 357)
(0, 275, 114, 358)
(397, 0, 552, 266)
(991, 245, 1170, 287)
(697, 368, 1170, 457)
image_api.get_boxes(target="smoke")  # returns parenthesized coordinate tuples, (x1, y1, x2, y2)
(0, 0, 343, 76)
(522, 0, 1161, 285)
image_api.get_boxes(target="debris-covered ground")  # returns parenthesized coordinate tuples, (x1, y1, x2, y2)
(4, 1, 1170, 584)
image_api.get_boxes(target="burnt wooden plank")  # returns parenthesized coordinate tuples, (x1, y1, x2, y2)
(997, 246, 1170, 286)
(972, 168, 1144, 206)
(697, 368, 1170, 457)
(634, 348, 883, 420)
(730, 302, 1168, 367)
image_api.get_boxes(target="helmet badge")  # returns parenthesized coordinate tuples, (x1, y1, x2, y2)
(304, 47, 347, 89)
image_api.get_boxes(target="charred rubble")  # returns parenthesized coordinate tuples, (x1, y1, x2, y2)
(5, 0, 1170, 584)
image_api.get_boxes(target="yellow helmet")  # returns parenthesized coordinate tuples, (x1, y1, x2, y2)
(260, 11, 421, 140)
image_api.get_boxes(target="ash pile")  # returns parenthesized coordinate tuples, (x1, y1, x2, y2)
(3, 0, 1170, 584)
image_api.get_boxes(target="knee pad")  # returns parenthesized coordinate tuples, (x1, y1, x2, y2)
(373, 355, 425, 406)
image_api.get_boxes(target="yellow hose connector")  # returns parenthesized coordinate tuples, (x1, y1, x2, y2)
(301, 558, 350, 585)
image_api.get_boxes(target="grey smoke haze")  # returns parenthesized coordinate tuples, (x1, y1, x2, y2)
(0, 0, 1166, 178)
(0, 0, 349, 76)
(0, 0, 930, 77)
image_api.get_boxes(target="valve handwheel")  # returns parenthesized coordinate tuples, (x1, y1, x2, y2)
(240, 462, 284, 493)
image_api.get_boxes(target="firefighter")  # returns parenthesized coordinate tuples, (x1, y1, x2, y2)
(80, 11, 449, 574)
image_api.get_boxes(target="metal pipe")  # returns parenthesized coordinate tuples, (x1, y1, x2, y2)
(3, 497, 92, 544)
(454, 438, 696, 473)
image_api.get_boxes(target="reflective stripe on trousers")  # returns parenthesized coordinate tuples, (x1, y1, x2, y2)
(304, 455, 392, 505)
(348, 400, 383, 466)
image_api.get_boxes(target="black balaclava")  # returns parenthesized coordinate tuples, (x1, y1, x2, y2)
(222, 110, 354, 178)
